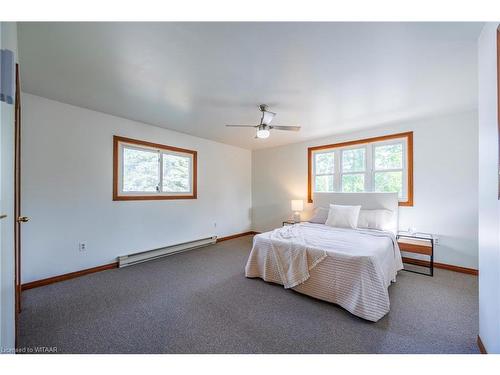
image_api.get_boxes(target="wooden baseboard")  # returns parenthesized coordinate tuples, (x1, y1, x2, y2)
(217, 231, 259, 242)
(477, 335, 487, 354)
(402, 257, 478, 275)
(22, 231, 260, 290)
(21, 262, 118, 291)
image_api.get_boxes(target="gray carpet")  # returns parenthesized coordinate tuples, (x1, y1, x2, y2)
(18, 235, 479, 353)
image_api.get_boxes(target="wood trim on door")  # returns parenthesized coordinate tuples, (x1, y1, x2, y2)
(497, 27, 500, 199)
(113, 135, 198, 201)
(14, 64, 22, 345)
(307, 131, 413, 206)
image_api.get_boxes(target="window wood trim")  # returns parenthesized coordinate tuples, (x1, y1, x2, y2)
(307, 131, 413, 206)
(113, 135, 197, 201)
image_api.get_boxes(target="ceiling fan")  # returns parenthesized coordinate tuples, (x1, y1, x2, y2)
(226, 104, 301, 139)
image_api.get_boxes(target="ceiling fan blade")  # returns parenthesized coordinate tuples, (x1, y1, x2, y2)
(225, 124, 258, 128)
(269, 125, 301, 131)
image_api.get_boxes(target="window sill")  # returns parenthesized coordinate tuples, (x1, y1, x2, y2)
(398, 200, 413, 207)
(308, 196, 413, 207)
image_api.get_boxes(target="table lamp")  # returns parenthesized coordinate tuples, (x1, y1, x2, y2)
(291, 199, 304, 223)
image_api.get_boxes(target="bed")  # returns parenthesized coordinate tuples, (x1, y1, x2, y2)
(245, 192, 404, 322)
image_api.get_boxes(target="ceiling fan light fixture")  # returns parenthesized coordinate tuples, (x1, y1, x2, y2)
(226, 104, 300, 140)
(256, 129, 270, 139)
(261, 110, 275, 125)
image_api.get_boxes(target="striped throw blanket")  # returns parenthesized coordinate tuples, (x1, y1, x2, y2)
(268, 225, 327, 288)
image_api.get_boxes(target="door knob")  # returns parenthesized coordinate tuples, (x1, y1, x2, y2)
(17, 216, 30, 223)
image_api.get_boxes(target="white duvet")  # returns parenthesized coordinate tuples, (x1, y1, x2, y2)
(245, 222, 404, 321)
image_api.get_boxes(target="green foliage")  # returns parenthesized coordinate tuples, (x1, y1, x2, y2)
(342, 174, 364, 192)
(163, 154, 190, 192)
(122, 148, 190, 193)
(315, 175, 334, 192)
(374, 171, 403, 197)
(314, 152, 334, 174)
(374, 144, 402, 170)
(342, 148, 365, 172)
(313, 142, 404, 195)
(123, 148, 159, 192)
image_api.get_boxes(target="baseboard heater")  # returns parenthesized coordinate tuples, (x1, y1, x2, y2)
(118, 236, 217, 268)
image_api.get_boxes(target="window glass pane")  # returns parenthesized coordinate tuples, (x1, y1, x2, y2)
(374, 171, 403, 197)
(123, 147, 159, 192)
(342, 174, 365, 192)
(315, 175, 334, 192)
(314, 152, 334, 175)
(342, 148, 365, 172)
(162, 153, 191, 192)
(374, 143, 403, 170)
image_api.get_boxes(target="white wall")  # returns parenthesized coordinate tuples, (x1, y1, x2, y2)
(21, 94, 252, 283)
(0, 22, 17, 353)
(478, 23, 500, 354)
(253, 111, 478, 269)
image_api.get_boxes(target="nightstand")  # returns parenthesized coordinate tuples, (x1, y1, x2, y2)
(397, 232, 434, 276)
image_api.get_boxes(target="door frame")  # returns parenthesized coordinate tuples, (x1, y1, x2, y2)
(14, 63, 21, 329)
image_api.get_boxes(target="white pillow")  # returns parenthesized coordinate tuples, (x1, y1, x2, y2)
(309, 207, 329, 224)
(357, 209, 393, 231)
(325, 204, 361, 229)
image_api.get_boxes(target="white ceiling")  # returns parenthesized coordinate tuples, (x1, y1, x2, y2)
(18, 22, 482, 149)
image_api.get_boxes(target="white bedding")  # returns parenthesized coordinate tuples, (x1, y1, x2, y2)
(245, 222, 404, 321)
(265, 224, 328, 288)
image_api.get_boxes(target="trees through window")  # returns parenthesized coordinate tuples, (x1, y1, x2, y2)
(309, 132, 413, 206)
(113, 136, 197, 200)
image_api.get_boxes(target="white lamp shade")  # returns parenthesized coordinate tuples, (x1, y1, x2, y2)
(291, 199, 304, 212)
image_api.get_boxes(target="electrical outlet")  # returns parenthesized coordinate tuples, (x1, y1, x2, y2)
(434, 237, 439, 246)
(214, 222, 217, 228)
(79, 242, 87, 252)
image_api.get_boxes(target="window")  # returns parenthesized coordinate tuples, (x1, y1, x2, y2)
(308, 132, 413, 206)
(373, 143, 404, 197)
(313, 151, 334, 192)
(341, 147, 366, 192)
(113, 136, 197, 200)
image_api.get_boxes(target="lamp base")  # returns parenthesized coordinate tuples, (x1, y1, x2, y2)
(293, 212, 301, 223)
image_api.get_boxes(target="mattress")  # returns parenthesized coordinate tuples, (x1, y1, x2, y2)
(245, 223, 404, 322)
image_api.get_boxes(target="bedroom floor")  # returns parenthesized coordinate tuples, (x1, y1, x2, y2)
(18, 235, 479, 354)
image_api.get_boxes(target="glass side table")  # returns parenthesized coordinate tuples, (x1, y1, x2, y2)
(397, 232, 434, 276)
